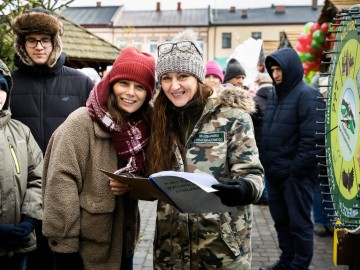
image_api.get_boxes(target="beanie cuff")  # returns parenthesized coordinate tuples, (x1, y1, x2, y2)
(108, 47, 156, 102)
(110, 63, 155, 100)
(157, 54, 205, 83)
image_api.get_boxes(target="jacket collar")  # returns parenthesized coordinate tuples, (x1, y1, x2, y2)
(0, 110, 11, 127)
(93, 118, 112, 139)
(209, 86, 256, 114)
(14, 52, 66, 76)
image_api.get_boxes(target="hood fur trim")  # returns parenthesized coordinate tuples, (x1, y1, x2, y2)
(13, 11, 63, 68)
(0, 60, 13, 110)
(217, 86, 256, 113)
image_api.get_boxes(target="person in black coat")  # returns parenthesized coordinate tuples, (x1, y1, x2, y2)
(259, 48, 325, 270)
(10, 8, 94, 270)
(252, 72, 274, 205)
(11, 8, 94, 154)
(252, 72, 274, 153)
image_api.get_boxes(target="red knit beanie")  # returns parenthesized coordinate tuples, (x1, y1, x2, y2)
(205, 60, 224, 83)
(109, 46, 156, 101)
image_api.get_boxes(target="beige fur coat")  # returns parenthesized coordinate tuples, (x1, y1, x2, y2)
(42, 107, 139, 270)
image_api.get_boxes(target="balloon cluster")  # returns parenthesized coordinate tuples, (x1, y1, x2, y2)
(295, 22, 332, 83)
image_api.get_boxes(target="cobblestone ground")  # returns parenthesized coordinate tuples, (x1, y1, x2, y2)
(134, 201, 348, 270)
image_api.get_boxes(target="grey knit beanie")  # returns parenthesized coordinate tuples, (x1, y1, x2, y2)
(156, 29, 205, 83)
(224, 58, 246, 82)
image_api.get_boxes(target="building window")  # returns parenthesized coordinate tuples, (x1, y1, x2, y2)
(197, 39, 204, 52)
(149, 39, 158, 55)
(252, 32, 262, 40)
(222, 33, 231, 49)
(133, 39, 142, 51)
(118, 39, 127, 50)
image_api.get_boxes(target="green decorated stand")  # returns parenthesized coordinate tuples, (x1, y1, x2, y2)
(324, 5, 360, 268)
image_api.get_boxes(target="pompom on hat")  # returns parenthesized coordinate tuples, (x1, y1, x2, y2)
(205, 60, 224, 83)
(224, 58, 246, 82)
(156, 28, 205, 83)
(12, 8, 63, 68)
(109, 46, 156, 101)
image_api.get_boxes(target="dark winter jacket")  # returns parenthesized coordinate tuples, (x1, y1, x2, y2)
(251, 83, 274, 151)
(260, 48, 325, 180)
(10, 53, 94, 153)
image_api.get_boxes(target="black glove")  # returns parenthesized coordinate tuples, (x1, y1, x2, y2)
(18, 220, 35, 234)
(54, 252, 83, 270)
(0, 224, 27, 241)
(16, 219, 37, 247)
(212, 179, 254, 207)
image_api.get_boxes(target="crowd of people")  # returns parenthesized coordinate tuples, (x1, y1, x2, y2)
(0, 7, 330, 270)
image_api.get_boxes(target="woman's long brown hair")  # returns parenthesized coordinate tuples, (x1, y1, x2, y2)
(146, 82, 212, 175)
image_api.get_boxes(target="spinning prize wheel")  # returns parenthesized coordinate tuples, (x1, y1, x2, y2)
(325, 5, 360, 233)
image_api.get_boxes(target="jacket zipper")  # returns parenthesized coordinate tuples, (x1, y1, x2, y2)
(8, 137, 20, 174)
(41, 78, 45, 151)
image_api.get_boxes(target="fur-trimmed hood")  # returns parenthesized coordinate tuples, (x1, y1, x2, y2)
(12, 8, 63, 68)
(215, 86, 256, 113)
(0, 60, 13, 110)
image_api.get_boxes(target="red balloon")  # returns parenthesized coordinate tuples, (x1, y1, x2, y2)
(310, 22, 321, 34)
(307, 60, 316, 70)
(320, 22, 329, 35)
(296, 43, 307, 52)
(298, 33, 312, 45)
(314, 61, 321, 72)
(305, 44, 317, 54)
(303, 63, 310, 77)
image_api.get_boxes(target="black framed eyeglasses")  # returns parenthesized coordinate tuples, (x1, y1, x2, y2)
(25, 38, 53, 48)
(158, 41, 203, 57)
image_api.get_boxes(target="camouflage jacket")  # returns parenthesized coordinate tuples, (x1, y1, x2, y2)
(154, 87, 264, 270)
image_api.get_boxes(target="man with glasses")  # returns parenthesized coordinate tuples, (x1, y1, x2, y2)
(10, 8, 94, 270)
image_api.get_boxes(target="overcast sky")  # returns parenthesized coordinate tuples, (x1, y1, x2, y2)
(70, 0, 318, 10)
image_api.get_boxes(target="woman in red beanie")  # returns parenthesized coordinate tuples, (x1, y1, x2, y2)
(42, 47, 156, 270)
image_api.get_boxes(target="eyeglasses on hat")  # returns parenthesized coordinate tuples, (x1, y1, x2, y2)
(25, 38, 53, 48)
(157, 41, 203, 57)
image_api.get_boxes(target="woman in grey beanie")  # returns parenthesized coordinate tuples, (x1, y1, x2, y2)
(147, 28, 264, 269)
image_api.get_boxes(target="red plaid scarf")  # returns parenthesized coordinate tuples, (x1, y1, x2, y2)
(86, 74, 149, 175)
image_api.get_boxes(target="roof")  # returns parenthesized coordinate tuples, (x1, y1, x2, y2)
(113, 9, 209, 27)
(330, 0, 360, 8)
(58, 14, 120, 70)
(60, 6, 122, 26)
(62, 6, 209, 28)
(211, 6, 321, 25)
(62, 5, 322, 28)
